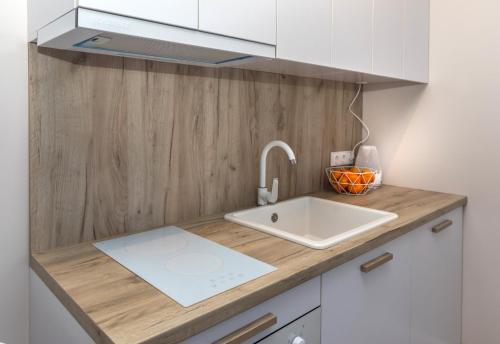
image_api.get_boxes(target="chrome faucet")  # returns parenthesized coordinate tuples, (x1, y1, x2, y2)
(258, 140, 297, 206)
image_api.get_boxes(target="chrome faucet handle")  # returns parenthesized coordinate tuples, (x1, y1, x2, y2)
(269, 178, 279, 204)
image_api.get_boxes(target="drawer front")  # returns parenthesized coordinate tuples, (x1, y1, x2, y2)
(322, 236, 411, 344)
(182, 276, 321, 344)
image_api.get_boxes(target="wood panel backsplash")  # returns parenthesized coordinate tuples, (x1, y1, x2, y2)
(29, 44, 362, 251)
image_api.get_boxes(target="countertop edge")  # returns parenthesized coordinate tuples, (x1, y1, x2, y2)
(30, 190, 467, 344)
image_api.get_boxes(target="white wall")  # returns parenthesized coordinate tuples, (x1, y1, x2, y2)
(363, 0, 500, 343)
(0, 1, 29, 343)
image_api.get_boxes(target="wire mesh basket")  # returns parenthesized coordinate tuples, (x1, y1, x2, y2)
(325, 166, 377, 195)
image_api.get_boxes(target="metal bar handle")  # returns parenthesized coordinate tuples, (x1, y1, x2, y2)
(432, 220, 453, 233)
(360, 252, 394, 273)
(213, 313, 277, 344)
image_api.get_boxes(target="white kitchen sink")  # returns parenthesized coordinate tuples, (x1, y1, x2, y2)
(224, 196, 398, 249)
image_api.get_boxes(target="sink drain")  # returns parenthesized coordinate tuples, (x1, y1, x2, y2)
(271, 213, 279, 223)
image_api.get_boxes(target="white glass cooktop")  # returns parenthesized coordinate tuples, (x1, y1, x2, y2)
(94, 226, 276, 307)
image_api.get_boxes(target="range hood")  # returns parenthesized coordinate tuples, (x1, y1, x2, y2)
(37, 8, 276, 67)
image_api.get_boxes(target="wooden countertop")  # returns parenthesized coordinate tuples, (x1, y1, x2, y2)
(31, 185, 467, 344)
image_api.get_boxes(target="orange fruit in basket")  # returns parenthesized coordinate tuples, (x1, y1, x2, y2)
(344, 171, 361, 184)
(338, 175, 350, 190)
(350, 167, 362, 173)
(348, 183, 367, 194)
(331, 169, 343, 181)
(361, 168, 376, 184)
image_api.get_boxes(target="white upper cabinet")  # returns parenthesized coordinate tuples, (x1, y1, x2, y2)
(404, 0, 430, 82)
(78, 0, 198, 29)
(332, 0, 373, 73)
(373, 0, 404, 77)
(410, 208, 462, 344)
(277, 0, 332, 66)
(199, 0, 277, 45)
(29, 0, 429, 82)
(331, 0, 429, 81)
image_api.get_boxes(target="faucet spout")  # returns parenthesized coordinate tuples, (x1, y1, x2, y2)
(259, 140, 296, 188)
(258, 140, 296, 205)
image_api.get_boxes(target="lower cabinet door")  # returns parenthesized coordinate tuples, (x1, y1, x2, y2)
(410, 208, 463, 344)
(321, 236, 411, 344)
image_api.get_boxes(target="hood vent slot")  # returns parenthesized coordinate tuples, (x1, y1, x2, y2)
(75, 34, 255, 65)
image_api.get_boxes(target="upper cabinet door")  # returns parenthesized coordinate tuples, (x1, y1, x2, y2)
(77, 0, 199, 29)
(373, 0, 404, 77)
(404, 0, 430, 82)
(199, 0, 277, 45)
(277, 0, 332, 66)
(332, 0, 373, 73)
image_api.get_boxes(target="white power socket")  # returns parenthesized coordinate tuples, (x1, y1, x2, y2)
(330, 151, 354, 167)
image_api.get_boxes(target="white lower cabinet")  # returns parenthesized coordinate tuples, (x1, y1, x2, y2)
(322, 236, 412, 344)
(410, 208, 463, 344)
(31, 209, 462, 344)
(30, 269, 320, 344)
(321, 207, 463, 344)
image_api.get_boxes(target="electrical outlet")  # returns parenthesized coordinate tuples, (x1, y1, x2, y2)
(330, 151, 354, 167)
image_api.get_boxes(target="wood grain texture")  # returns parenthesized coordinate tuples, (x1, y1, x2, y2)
(29, 44, 363, 251)
(31, 185, 467, 344)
